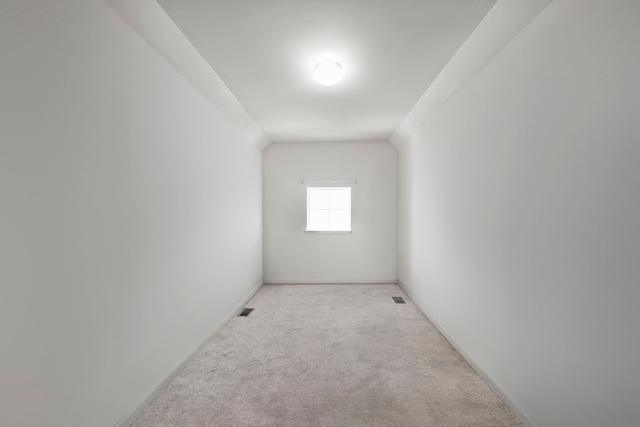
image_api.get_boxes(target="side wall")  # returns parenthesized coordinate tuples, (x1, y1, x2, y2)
(263, 141, 397, 284)
(0, 1, 262, 426)
(397, 1, 640, 426)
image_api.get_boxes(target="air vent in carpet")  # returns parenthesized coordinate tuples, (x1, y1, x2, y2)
(392, 297, 405, 304)
(238, 308, 254, 317)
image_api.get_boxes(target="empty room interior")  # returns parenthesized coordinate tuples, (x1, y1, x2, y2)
(2, 0, 639, 426)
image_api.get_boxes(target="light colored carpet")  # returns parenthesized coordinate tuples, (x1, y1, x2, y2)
(132, 284, 524, 427)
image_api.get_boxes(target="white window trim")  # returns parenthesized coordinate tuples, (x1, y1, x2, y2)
(306, 186, 352, 233)
(302, 179, 357, 185)
(305, 230, 352, 234)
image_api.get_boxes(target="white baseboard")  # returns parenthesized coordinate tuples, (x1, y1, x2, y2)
(263, 279, 398, 284)
(397, 280, 539, 427)
(115, 279, 263, 427)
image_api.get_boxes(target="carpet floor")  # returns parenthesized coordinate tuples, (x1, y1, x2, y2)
(132, 284, 524, 427)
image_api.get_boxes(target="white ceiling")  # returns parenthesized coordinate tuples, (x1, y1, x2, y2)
(157, 0, 496, 143)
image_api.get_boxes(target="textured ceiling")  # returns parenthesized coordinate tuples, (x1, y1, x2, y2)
(157, 0, 496, 143)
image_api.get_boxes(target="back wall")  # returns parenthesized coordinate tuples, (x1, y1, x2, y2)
(263, 141, 397, 284)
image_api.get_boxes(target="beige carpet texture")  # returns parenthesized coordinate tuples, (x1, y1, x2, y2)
(132, 284, 524, 427)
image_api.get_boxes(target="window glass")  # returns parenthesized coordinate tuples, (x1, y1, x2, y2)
(309, 190, 330, 210)
(330, 191, 349, 210)
(308, 209, 330, 230)
(306, 187, 351, 232)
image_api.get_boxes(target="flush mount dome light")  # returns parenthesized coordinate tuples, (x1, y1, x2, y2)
(313, 61, 342, 85)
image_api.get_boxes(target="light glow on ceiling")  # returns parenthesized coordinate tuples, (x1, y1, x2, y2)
(313, 61, 343, 85)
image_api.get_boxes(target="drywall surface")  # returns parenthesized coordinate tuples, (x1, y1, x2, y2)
(0, 1, 262, 426)
(397, 1, 640, 426)
(263, 141, 397, 283)
(390, 0, 553, 148)
(102, 0, 269, 150)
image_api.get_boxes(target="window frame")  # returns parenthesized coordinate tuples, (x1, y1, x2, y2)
(305, 186, 352, 233)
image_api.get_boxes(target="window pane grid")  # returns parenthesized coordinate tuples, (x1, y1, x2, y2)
(306, 187, 351, 232)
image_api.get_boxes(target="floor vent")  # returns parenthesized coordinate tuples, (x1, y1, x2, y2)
(392, 297, 406, 304)
(238, 308, 254, 317)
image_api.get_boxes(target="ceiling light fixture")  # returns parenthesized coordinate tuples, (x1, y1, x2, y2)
(313, 61, 342, 86)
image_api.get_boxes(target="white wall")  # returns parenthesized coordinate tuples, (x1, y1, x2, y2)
(0, 1, 262, 426)
(397, 1, 640, 426)
(263, 141, 397, 283)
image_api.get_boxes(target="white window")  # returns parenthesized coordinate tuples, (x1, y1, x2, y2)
(306, 187, 351, 232)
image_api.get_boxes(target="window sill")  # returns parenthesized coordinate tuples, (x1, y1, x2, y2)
(305, 230, 352, 234)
